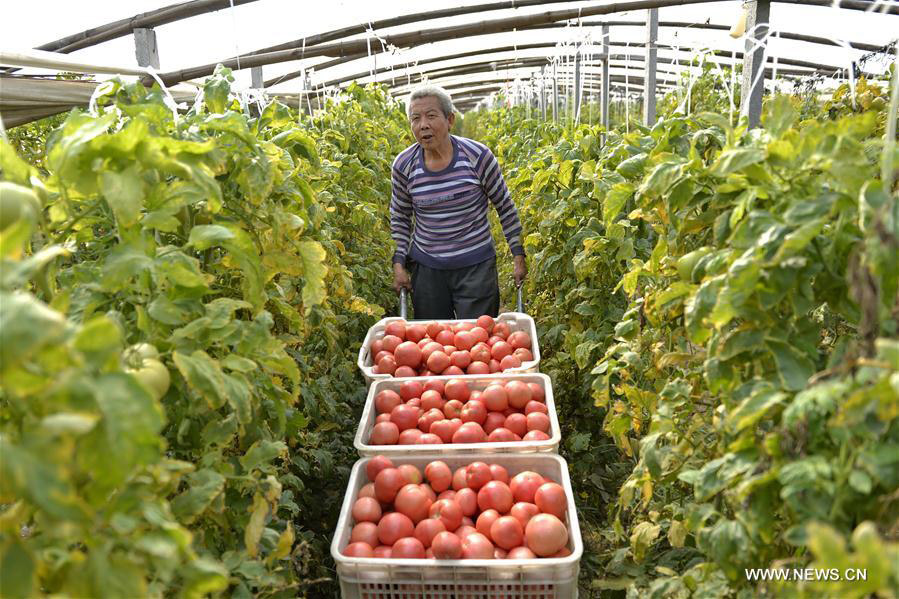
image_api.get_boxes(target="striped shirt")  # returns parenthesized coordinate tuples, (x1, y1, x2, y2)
(390, 135, 525, 270)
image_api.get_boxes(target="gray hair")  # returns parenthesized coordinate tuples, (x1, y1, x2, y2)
(408, 85, 455, 118)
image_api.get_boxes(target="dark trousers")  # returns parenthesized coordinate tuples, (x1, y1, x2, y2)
(410, 257, 500, 320)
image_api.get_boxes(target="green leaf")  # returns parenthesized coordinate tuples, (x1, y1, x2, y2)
(630, 521, 661, 562)
(727, 388, 786, 433)
(240, 440, 287, 474)
(0, 291, 67, 369)
(179, 557, 229, 599)
(298, 240, 327, 311)
(173, 350, 227, 410)
(99, 166, 144, 227)
(271, 129, 320, 167)
(762, 95, 797, 138)
(171, 469, 226, 523)
(0, 139, 36, 184)
(710, 148, 766, 177)
(188, 225, 235, 250)
(616, 153, 648, 179)
(603, 183, 634, 226)
(766, 339, 815, 391)
(640, 157, 686, 198)
(223, 372, 252, 424)
(245, 493, 268, 558)
(848, 470, 872, 494)
(0, 539, 36, 599)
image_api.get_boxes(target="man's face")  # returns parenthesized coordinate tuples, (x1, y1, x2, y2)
(410, 96, 454, 149)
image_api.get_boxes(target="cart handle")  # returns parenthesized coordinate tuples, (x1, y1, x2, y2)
(516, 282, 525, 314)
(399, 287, 408, 320)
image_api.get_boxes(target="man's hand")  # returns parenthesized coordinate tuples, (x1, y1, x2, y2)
(393, 262, 412, 293)
(513, 255, 528, 287)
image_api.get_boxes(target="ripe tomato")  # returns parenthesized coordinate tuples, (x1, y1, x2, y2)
(524, 400, 548, 415)
(395, 484, 433, 523)
(510, 502, 540, 528)
(373, 545, 392, 558)
(423, 379, 445, 394)
(394, 342, 422, 369)
(392, 536, 426, 558)
(461, 532, 494, 559)
(526, 412, 550, 433)
(418, 433, 442, 444)
(399, 380, 424, 400)
(505, 381, 532, 409)
(414, 518, 446, 548)
(374, 467, 406, 502)
(385, 320, 407, 340)
(429, 419, 457, 443)
(428, 498, 463, 531)
(504, 413, 527, 437)
(470, 326, 489, 344)
(418, 408, 444, 433)
(452, 422, 487, 443)
(483, 411, 507, 434)
(352, 497, 382, 523)
(444, 399, 464, 419)
(351, 522, 379, 547)
(435, 329, 455, 345)
(523, 430, 550, 441)
(370, 421, 399, 445)
(455, 488, 478, 516)
(476, 509, 500, 539)
(513, 347, 534, 362)
(465, 462, 492, 490)
(375, 389, 403, 414)
(499, 355, 522, 371)
(527, 382, 545, 402)
(506, 546, 537, 559)
(425, 461, 452, 492)
(426, 322, 442, 338)
(381, 334, 403, 353)
(525, 514, 568, 557)
(482, 384, 509, 411)
(460, 400, 487, 425)
(490, 341, 512, 361)
(489, 464, 509, 484)
(343, 542, 374, 557)
(451, 350, 472, 369)
(366, 456, 394, 482)
(370, 339, 384, 355)
(444, 378, 470, 401)
(426, 351, 451, 373)
(477, 481, 513, 513)
(443, 365, 464, 376)
(510, 471, 545, 503)
(431, 531, 463, 559)
(453, 331, 475, 351)
(377, 354, 397, 375)
(490, 516, 524, 550)
(493, 322, 511, 339)
(398, 464, 422, 484)
(534, 482, 567, 519)
(476, 315, 495, 332)
(488, 427, 517, 442)
(406, 324, 427, 343)
(390, 404, 420, 431)
(378, 512, 415, 546)
(420, 390, 445, 411)
(394, 365, 417, 378)
(507, 331, 532, 349)
(421, 341, 444, 362)
(466, 361, 491, 375)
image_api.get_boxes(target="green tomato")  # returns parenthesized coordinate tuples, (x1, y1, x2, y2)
(126, 358, 170, 400)
(676, 247, 712, 282)
(0, 182, 40, 231)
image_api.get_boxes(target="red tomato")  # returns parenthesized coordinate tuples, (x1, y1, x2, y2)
(470, 343, 492, 363)
(524, 400, 548, 415)
(452, 422, 487, 443)
(429, 498, 463, 531)
(491, 342, 512, 361)
(504, 413, 528, 437)
(507, 331, 532, 350)
(487, 335, 504, 346)
(489, 464, 509, 484)
(420, 390, 445, 411)
(421, 341, 444, 362)
(456, 322, 475, 332)
(390, 404, 420, 431)
(452, 467, 468, 490)
(382, 334, 404, 353)
(526, 412, 550, 433)
(375, 389, 403, 414)
(392, 536, 426, 559)
(493, 322, 511, 339)
(510, 471, 545, 503)
(423, 379, 445, 395)
(534, 482, 567, 519)
(505, 381, 533, 409)
(377, 354, 397, 376)
(418, 433, 442, 444)
(455, 488, 478, 516)
(435, 329, 455, 345)
(419, 483, 437, 503)
(510, 502, 540, 528)
(371, 339, 384, 355)
(451, 350, 472, 369)
(523, 430, 550, 441)
(482, 384, 509, 411)
(374, 468, 406, 502)
(506, 546, 537, 559)
(477, 481, 513, 513)
(443, 365, 464, 376)
(394, 365, 417, 378)
(358, 482, 376, 499)
(378, 512, 415, 546)
(429, 419, 456, 443)
(374, 350, 391, 364)
(525, 514, 568, 557)
(527, 382, 545, 402)
(405, 397, 421, 408)
(470, 326, 489, 344)
(375, 413, 390, 424)
(490, 516, 524, 550)
(366, 456, 394, 482)
(394, 342, 422, 369)
(431, 532, 463, 559)
(513, 347, 534, 362)
(476, 315, 495, 332)
(426, 351, 451, 373)
(399, 380, 424, 400)
(395, 484, 433, 523)
(443, 345, 457, 355)
(489, 359, 502, 373)
(466, 361, 491, 375)
(373, 545, 392, 558)
(461, 532, 494, 559)
(370, 421, 399, 445)
(426, 322, 442, 338)
(488, 427, 517, 442)
(418, 408, 444, 433)
(444, 379, 470, 401)
(476, 509, 500, 539)
(425, 461, 453, 492)
(398, 428, 423, 444)
(351, 522, 379, 547)
(343, 542, 374, 557)
(454, 331, 475, 351)
(444, 399, 464, 419)
(406, 324, 427, 343)
(398, 464, 422, 484)
(460, 400, 487, 425)
(352, 497, 382, 523)
(499, 355, 522, 371)
(465, 462, 492, 490)
(437, 490, 456, 501)
(414, 518, 446, 548)
(483, 411, 507, 434)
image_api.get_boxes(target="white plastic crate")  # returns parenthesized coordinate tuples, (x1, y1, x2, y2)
(354, 373, 561, 457)
(357, 312, 540, 387)
(331, 453, 582, 599)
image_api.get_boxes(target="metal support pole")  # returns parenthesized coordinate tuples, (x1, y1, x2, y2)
(133, 27, 160, 69)
(574, 48, 582, 122)
(539, 66, 547, 120)
(552, 63, 559, 122)
(251, 66, 263, 89)
(643, 8, 658, 126)
(601, 23, 611, 133)
(740, 0, 771, 128)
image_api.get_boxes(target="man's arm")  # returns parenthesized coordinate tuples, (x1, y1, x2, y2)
(389, 162, 414, 291)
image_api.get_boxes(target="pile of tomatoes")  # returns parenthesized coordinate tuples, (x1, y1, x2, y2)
(368, 377, 551, 446)
(344, 456, 570, 560)
(369, 315, 533, 377)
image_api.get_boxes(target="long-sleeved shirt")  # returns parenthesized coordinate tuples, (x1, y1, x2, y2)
(390, 135, 525, 270)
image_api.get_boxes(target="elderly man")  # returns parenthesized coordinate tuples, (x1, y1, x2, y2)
(390, 85, 527, 320)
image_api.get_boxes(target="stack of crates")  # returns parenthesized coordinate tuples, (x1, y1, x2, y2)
(332, 311, 583, 599)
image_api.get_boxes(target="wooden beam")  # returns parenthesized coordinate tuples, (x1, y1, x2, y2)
(644, 8, 659, 126)
(740, 0, 771, 128)
(133, 28, 160, 69)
